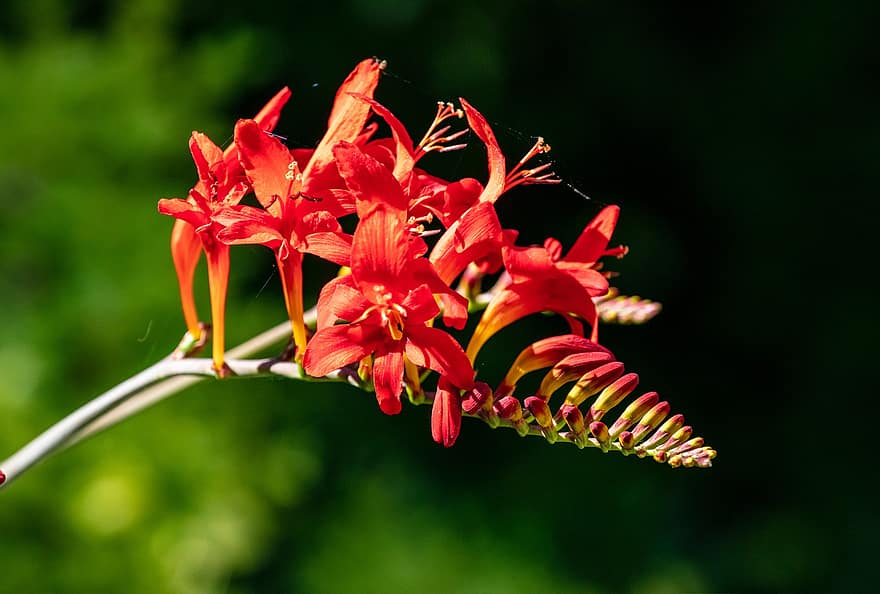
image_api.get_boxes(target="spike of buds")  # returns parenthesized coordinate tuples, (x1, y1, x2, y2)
(607, 391, 659, 438)
(588, 372, 640, 422)
(630, 401, 671, 444)
(565, 361, 625, 407)
(589, 421, 611, 451)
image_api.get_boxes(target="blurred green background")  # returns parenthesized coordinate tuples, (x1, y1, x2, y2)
(1, 0, 873, 592)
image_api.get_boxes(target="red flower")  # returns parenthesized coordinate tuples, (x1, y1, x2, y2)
(303, 205, 473, 415)
(161, 87, 291, 371)
(466, 205, 627, 361)
(214, 119, 352, 359)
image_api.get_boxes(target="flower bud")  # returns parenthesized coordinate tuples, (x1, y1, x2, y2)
(589, 421, 611, 451)
(525, 396, 553, 428)
(431, 381, 462, 448)
(607, 392, 659, 438)
(657, 425, 693, 452)
(630, 401, 671, 444)
(669, 437, 705, 456)
(588, 373, 639, 422)
(462, 382, 493, 414)
(494, 396, 529, 436)
(618, 431, 635, 452)
(537, 351, 616, 399)
(639, 414, 684, 449)
(565, 362, 625, 407)
(0, 469, 5, 486)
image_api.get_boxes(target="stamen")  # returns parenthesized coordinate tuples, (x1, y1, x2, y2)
(415, 101, 467, 158)
(503, 137, 562, 192)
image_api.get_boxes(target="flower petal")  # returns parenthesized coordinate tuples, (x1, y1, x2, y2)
(235, 118, 299, 214)
(565, 205, 620, 264)
(349, 93, 416, 181)
(431, 379, 462, 448)
(214, 204, 284, 248)
(350, 205, 412, 300)
(303, 323, 378, 377)
(304, 58, 383, 181)
(373, 347, 405, 415)
(405, 325, 474, 390)
(460, 98, 506, 204)
(158, 198, 209, 229)
(333, 141, 408, 215)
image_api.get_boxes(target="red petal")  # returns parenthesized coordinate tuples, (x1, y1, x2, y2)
(431, 379, 462, 448)
(460, 99, 506, 204)
(405, 325, 474, 390)
(303, 323, 377, 377)
(333, 141, 408, 215)
(565, 205, 620, 264)
(235, 119, 298, 214)
(503, 245, 555, 283)
(349, 94, 416, 181)
(214, 204, 284, 248)
(429, 202, 502, 284)
(304, 58, 382, 180)
(407, 259, 468, 329)
(373, 347, 404, 415)
(189, 132, 224, 188)
(158, 198, 209, 229)
(350, 205, 411, 300)
(315, 275, 363, 330)
(302, 231, 352, 267)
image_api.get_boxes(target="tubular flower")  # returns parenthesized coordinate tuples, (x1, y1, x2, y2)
(168, 88, 291, 345)
(303, 205, 473, 415)
(465, 205, 628, 362)
(158, 132, 254, 374)
(215, 119, 352, 360)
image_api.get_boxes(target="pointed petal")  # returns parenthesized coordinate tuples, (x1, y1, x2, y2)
(432, 380, 462, 447)
(303, 323, 378, 377)
(350, 205, 411, 299)
(565, 205, 620, 264)
(235, 118, 299, 213)
(304, 58, 383, 180)
(158, 198, 209, 229)
(405, 325, 474, 390)
(333, 141, 408, 215)
(189, 132, 224, 188)
(460, 99, 506, 203)
(302, 231, 352, 266)
(252, 87, 292, 131)
(214, 204, 284, 248)
(316, 274, 366, 330)
(373, 347, 405, 415)
(349, 93, 416, 181)
(407, 259, 468, 329)
(429, 202, 502, 284)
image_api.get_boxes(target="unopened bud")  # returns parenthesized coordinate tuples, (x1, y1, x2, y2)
(589, 373, 639, 421)
(494, 396, 523, 421)
(669, 437, 705, 456)
(462, 381, 493, 414)
(653, 451, 668, 464)
(525, 396, 553, 428)
(0, 469, 5, 486)
(561, 404, 585, 434)
(658, 425, 693, 452)
(565, 362, 625, 407)
(668, 454, 683, 468)
(640, 414, 684, 449)
(630, 401, 671, 443)
(607, 392, 659, 438)
(589, 421, 611, 450)
(537, 351, 615, 398)
(618, 431, 635, 451)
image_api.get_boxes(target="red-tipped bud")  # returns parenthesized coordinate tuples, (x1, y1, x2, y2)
(607, 392, 659, 438)
(494, 396, 529, 436)
(462, 381, 493, 414)
(494, 396, 523, 421)
(668, 454, 683, 468)
(538, 351, 616, 398)
(669, 437, 705, 456)
(0, 469, 5, 486)
(561, 404, 585, 434)
(657, 425, 693, 452)
(640, 413, 685, 449)
(431, 381, 462, 448)
(565, 361, 625, 407)
(589, 421, 611, 450)
(525, 396, 553, 428)
(501, 335, 611, 391)
(618, 431, 635, 451)
(588, 373, 640, 421)
(630, 401, 671, 443)
(653, 450, 668, 464)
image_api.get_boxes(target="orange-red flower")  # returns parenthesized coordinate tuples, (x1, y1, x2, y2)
(466, 205, 627, 362)
(215, 119, 352, 359)
(303, 205, 473, 415)
(162, 87, 291, 371)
